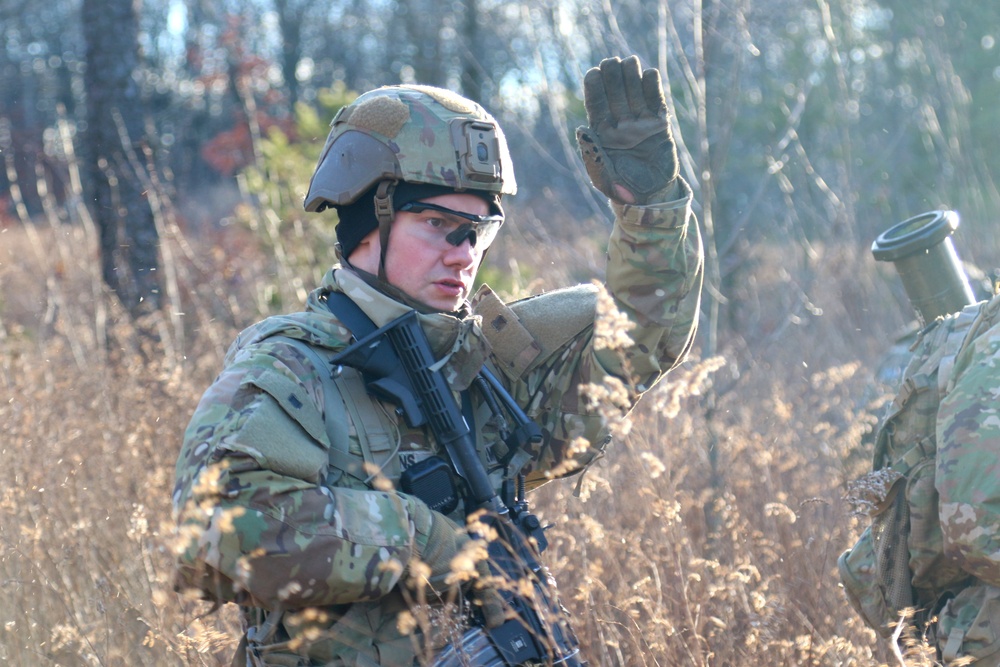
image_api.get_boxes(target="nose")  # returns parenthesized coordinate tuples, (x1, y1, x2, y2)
(442, 236, 478, 268)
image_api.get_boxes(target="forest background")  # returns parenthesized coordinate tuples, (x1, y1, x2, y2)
(2, 0, 999, 665)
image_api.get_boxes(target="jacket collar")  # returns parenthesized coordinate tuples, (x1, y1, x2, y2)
(308, 268, 492, 390)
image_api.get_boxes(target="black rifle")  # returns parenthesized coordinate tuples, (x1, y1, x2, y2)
(328, 302, 585, 666)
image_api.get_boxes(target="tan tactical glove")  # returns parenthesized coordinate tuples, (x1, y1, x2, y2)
(576, 55, 678, 205)
(415, 510, 467, 595)
(413, 510, 508, 628)
(459, 541, 508, 629)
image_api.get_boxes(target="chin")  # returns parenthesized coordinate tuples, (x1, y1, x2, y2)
(424, 292, 467, 312)
(434, 301, 463, 313)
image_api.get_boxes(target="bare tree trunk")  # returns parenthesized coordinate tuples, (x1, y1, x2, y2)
(460, 0, 485, 99)
(399, 0, 446, 86)
(81, 0, 161, 317)
(275, 0, 303, 110)
(274, 0, 324, 111)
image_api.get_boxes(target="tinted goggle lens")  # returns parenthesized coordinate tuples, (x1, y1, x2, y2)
(398, 202, 504, 248)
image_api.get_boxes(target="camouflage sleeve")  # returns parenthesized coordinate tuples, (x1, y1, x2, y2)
(172, 342, 437, 609)
(513, 178, 703, 487)
(935, 324, 1000, 587)
(603, 176, 704, 385)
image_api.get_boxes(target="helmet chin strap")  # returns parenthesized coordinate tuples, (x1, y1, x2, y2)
(366, 179, 497, 313)
(366, 178, 456, 314)
(373, 180, 396, 282)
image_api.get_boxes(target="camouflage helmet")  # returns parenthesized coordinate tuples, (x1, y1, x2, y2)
(303, 84, 517, 213)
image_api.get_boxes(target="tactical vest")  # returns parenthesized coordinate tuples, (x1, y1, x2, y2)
(241, 285, 600, 666)
(839, 294, 1000, 662)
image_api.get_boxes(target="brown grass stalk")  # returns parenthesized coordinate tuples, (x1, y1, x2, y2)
(0, 178, 943, 665)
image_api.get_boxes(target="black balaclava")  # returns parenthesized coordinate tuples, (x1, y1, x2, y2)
(333, 181, 502, 313)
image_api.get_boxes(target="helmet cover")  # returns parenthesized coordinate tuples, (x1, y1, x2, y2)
(304, 85, 517, 212)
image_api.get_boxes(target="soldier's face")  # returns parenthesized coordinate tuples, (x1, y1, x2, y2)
(350, 193, 488, 311)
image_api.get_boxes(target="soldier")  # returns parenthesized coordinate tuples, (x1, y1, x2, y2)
(840, 214, 1000, 664)
(173, 55, 703, 666)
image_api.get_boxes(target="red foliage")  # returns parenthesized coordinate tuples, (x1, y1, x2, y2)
(200, 112, 296, 176)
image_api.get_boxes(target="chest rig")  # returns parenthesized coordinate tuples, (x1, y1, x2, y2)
(278, 291, 541, 514)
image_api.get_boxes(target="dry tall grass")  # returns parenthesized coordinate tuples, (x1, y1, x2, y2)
(0, 210, 936, 666)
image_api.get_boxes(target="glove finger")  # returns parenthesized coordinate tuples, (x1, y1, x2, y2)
(641, 67, 669, 121)
(619, 55, 646, 118)
(600, 57, 631, 125)
(477, 587, 508, 629)
(473, 560, 507, 629)
(582, 65, 611, 128)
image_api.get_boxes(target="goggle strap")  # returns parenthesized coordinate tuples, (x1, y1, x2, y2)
(398, 201, 503, 225)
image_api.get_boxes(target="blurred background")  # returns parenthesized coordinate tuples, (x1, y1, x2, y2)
(4, 0, 1000, 336)
(1, 0, 998, 664)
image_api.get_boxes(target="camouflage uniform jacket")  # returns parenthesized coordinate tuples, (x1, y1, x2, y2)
(172, 179, 703, 665)
(839, 293, 1000, 664)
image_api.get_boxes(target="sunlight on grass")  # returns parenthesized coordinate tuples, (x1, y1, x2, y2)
(0, 209, 934, 665)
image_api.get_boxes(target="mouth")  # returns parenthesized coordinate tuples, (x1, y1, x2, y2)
(434, 278, 467, 297)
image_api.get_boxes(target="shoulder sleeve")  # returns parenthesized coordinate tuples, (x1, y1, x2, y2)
(604, 176, 704, 386)
(474, 283, 596, 383)
(172, 340, 434, 608)
(473, 178, 703, 488)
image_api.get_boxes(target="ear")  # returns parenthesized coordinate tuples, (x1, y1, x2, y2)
(347, 228, 381, 274)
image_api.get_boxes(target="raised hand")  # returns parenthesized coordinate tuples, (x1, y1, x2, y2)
(577, 55, 679, 205)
